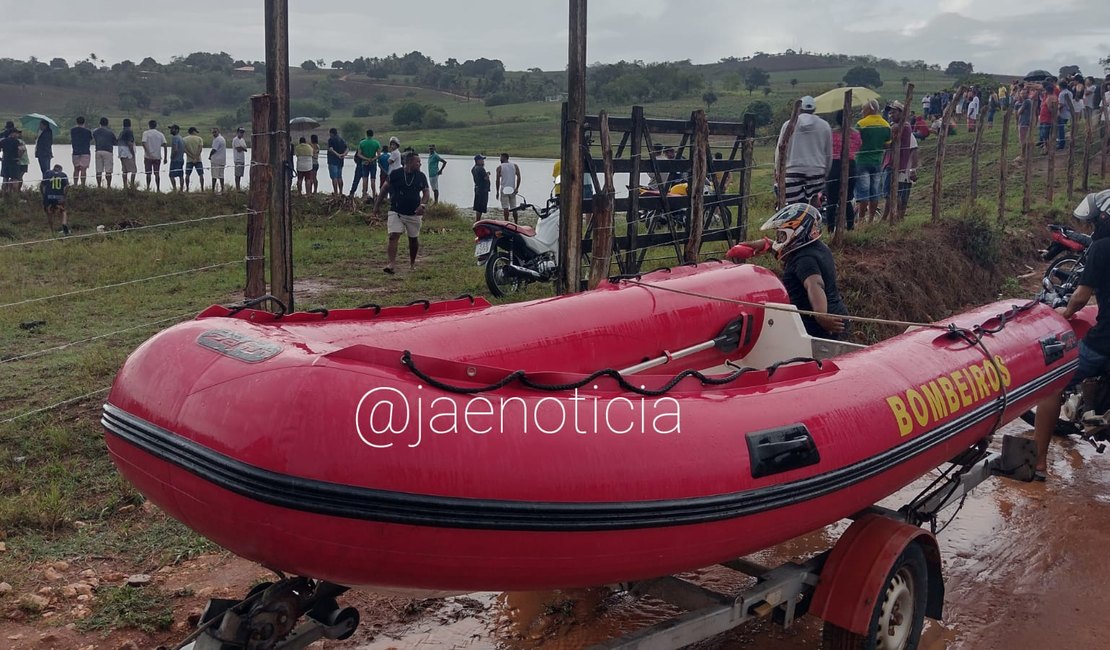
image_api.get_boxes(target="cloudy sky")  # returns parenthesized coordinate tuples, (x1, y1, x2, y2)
(3, 0, 1108, 76)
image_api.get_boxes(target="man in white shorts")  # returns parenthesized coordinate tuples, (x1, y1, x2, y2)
(209, 128, 227, 192)
(495, 152, 522, 222)
(232, 127, 248, 191)
(372, 150, 430, 274)
(92, 117, 116, 188)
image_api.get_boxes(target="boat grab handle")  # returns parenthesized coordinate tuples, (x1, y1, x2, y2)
(747, 424, 821, 479)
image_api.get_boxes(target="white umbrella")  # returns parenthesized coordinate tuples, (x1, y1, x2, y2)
(289, 117, 320, 132)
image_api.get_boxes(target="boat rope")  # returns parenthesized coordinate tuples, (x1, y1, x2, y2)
(400, 351, 820, 397)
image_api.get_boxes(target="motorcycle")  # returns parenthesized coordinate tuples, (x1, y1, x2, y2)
(1038, 223, 1090, 303)
(473, 196, 561, 298)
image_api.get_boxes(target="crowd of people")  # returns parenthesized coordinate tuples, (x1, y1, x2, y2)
(775, 94, 919, 231)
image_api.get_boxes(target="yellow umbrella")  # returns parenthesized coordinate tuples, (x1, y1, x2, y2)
(812, 87, 880, 115)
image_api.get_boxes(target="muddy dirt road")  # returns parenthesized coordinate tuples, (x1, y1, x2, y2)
(343, 422, 1110, 649)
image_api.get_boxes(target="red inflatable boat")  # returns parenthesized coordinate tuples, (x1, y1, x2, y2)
(103, 262, 1086, 594)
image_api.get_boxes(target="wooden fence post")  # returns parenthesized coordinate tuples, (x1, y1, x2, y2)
(246, 94, 271, 299)
(932, 86, 965, 222)
(886, 84, 914, 221)
(997, 104, 1012, 221)
(1067, 109, 1080, 200)
(625, 106, 643, 272)
(775, 100, 801, 209)
(1102, 103, 1108, 182)
(1023, 95, 1039, 213)
(740, 115, 755, 239)
(970, 96, 987, 202)
(1083, 112, 1093, 192)
(833, 89, 852, 246)
(684, 110, 710, 262)
(1045, 98, 1059, 203)
(588, 112, 615, 288)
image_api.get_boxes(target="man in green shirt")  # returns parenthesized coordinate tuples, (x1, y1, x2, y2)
(349, 129, 381, 200)
(183, 127, 205, 191)
(854, 99, 891, 223)
(427, 144, 447, 203)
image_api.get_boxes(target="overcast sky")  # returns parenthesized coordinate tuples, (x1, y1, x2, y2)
(3, 0, 1108, 77)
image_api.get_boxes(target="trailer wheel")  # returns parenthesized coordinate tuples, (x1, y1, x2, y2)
(821, 542, 928, 650)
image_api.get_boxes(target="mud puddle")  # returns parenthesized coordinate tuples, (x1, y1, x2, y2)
(347, 420, 1110, 649)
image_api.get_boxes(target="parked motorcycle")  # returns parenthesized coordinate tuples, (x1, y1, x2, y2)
(473, 197, 561, 297)
(1038, 223, 1090, 305)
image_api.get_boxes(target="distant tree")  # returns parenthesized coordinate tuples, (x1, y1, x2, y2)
(528, 67, 543, 73)
(843, 66, 883, 89)
(352, 103, 372, 118)
(790, 78, 798, 89)
(139, 57, 159, 69)
(422, 106, 449, 128)
(340, 120, 362, 143)
(331, 60, 346, 70)
(722, 73, 741, 92)
(301, 60, 318, 71)
(744, 67, 770, 95)
(1101, 53, 1110, 72)
(392, 101, 427, 127)
(743, 100, 774, 128)
(702, 91, 718, 110)
(316, 58, 325, 67)
(901, 76, 910, 88)
(945, 60, 973, 77)
(49, 58, 68, 69)
(1058, 65, 1081, 79)
(762, 86, 772, 96)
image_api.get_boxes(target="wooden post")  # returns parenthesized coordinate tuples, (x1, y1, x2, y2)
(740, 114, 755, 238)
(684, 110, 709, 262)
(970, 94, 987, 202)
(265, 0, 293, 312)
(588, 112, 614, 288)
(246, 94, 271, 299)
(626, 105, 643, 272)
(775, 100, 801, 209)
(886, 83, 914, 221)
(1067, 108, 1079, 200)
(832, 89, 852, 245)
(1023, 94, 1039, 213)
(558, 0, 586, 295)
(932, 86, 965, 222)
(1096, 102, 1105, 180)
(997, 104, 1012, 221)
(1083, 111, 1093, 192)
(1046, 98, 1059, 204)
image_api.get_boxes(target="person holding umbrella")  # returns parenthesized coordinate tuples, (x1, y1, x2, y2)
(35, 119, 53, 177)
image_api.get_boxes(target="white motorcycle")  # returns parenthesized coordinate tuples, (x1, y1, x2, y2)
(472, 197, 561, 297)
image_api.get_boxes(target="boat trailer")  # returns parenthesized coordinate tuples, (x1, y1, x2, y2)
(177, 435, 1036, 650)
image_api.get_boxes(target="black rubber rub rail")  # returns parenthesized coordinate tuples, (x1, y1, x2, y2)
(101, 362, 1073, 532)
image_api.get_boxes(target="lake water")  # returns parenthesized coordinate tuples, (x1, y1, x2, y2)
(10, 148, 647, 209)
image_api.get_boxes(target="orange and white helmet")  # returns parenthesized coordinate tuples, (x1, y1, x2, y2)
(759, 203, 823, 258)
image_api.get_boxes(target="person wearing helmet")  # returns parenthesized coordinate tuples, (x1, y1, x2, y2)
(1031, 189, 1110, 480)
(726, 203, 848, 339)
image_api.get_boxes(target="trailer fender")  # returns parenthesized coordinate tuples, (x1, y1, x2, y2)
(809, 514, 944, 635)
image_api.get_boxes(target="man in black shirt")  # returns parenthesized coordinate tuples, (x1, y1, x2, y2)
(372, 150, 430, 274)
(1033, 190, 1110, 480)
(472, 154, 490, 221)
(0, 129, 25, 192)
(70, 116, 94, 186)
(326, 128, 348, 195)
(727, 203, 848, 339)
(35, 120, 53, 177)
(41, 164, 70, 235)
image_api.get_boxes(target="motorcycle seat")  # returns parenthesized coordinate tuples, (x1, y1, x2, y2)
(476, 219, 536, 237)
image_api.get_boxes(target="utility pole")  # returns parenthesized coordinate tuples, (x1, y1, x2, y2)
(558, 0, 586, 295)
(265, 0, 293, 311)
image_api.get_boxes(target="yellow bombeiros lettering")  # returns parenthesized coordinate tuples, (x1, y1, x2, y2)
(887, 357, 1014, 437)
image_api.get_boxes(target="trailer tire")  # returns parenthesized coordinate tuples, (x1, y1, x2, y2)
(821, 542, 928, 650)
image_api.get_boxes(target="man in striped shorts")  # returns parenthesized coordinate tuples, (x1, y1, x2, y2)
(775, 95, 833, 206)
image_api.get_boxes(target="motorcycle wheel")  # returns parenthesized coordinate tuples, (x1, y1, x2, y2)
(1044, 255, 1081, 291)
(485, 251, 523, 298)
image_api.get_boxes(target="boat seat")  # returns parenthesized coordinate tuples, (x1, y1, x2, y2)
(476, 219, 536, 237)
(701, 303, 866, 373)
